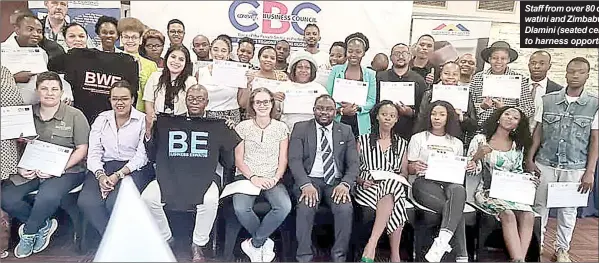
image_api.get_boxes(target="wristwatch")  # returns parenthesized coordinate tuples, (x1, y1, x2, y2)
(94, 170, 106, 180)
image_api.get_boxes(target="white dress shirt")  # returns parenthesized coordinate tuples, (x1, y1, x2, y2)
(308, 121, 340, 178)
(530, 77, 548, 131)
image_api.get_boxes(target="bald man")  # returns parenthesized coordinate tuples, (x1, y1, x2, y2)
(192, 35, 211, 61)
(369, 53, 389, 72)
(457, 54, 476, 85)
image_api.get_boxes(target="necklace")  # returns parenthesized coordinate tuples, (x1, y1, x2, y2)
(254, 119, 271, 142)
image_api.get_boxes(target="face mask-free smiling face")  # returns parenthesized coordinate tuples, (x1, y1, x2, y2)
(313, 97, 336, 126)
(110, 86, 133, 117)
(99, 22, 118, 50)
(259, 48, 277, 71)
(252, 91, 274, 118)
(121, 31, 141, 53)
(440, 63, 460, 85)
(294, 60, 313, 84)
(167, 50, 187, 75)
(210, 39, 230, 61)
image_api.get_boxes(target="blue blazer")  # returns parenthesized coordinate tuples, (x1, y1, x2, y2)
(325, 64, 377, 135)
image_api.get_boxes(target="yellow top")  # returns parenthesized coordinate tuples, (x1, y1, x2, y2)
(126, 52, 158, 112)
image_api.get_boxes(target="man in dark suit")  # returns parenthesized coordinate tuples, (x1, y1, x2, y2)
(289, 94, 359, 262)
(528, 50, 564, 131)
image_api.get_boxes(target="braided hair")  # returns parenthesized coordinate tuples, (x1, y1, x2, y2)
(369, 100, 403, 156)
(344, 32, 370, 52)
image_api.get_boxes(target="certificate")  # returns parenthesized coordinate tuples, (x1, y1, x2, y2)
(331, 79, 368, 106)
(489, 170, 536, 205)
(1, 47, 48, 74)
(547, 182, 589, 208)
(1, 105, 37, 140)
(379, 82, 415, 106)
(252, 77, 286, 92)
(425, 151, 467, 184)
(369, 170, 411, 187)
(432, 84, 470, 112)
(194, 60, 212, 69)
(220, 179, 261, 199)
(212, 60, 250, 88)
(315, 69, 332, 87)
(18, 140, 73, 177)
(284, 89, 320, 114)
(482, 75, 521, 99)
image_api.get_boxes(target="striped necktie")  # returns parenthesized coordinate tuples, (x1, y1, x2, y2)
(320, 127, 336, 185)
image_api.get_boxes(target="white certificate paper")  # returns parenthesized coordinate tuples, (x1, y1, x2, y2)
(1, 105, 37, 140)
(379, 82, 415, 106)
(212, 60, 250, 88)
(194, 60, 212, 69)
(547, 182, 589, 208)
(284, 89, 320, 114)
(315, 69, 332, 87)
(432, 84, 470, 112)
(482, 75, 521, 99)
(331, 79, 368, 106)
(220, 179, 261, 199)
(252, 77, 286, 92)
(425, 152, 467, 184)
(369, 170, 411, 187)
(489, 170, 536, 205)
(1, 47, 48, 74)
(18, 140, 73, 177)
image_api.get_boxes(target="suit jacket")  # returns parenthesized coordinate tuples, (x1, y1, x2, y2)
(288, 119, 359, 189)
(546, 79, 564, 94)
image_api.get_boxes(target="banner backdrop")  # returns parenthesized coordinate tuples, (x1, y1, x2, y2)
(130, 1, 413, 66)
(28, 1, 121, 48)
(411, 17, 492, 72)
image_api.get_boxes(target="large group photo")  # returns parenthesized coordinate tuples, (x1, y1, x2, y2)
(0, 1, 598, 262)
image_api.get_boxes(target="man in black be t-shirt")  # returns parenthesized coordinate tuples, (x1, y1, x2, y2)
(142, 84, 240, 261)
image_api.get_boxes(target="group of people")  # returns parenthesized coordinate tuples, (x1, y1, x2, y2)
(1, 2, 597, 263)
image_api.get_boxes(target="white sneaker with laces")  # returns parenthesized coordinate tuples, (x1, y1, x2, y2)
(425, 237, 452, 262)
(241, 238, 263, 262)
(262, 238, 276, 262)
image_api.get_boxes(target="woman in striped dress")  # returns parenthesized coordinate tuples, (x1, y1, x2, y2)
(355, 100, 409, 263)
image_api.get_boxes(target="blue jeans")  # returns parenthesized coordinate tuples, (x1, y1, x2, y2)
(1, 172, 86, 234)
(232, 183, 292, 247)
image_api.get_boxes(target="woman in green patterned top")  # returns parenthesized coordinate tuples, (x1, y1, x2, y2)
(467, 106, 536, 262)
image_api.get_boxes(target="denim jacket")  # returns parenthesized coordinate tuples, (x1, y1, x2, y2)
(536, 88, 598, 170)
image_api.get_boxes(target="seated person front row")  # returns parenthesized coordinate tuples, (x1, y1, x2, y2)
(4, 76, 542, 263)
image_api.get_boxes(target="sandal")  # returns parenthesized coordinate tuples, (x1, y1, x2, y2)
(361, 256, 375, 262)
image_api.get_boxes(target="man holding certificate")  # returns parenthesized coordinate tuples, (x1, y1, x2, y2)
(376, 43, 427, 141)
(527, 57, 598, 262)
(326, 33, 377, 137)
(1, 71, 90, 258)
(408, 100, 475, 262)
(467, 105, 537, 262)
(469, 41, 534, 127)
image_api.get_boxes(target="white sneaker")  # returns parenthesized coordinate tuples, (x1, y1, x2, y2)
(241, 239, 262, 262)
(425, 237, 452, 262)
(262, 238, 276, 262)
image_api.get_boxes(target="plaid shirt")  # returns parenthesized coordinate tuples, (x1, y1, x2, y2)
(469, 67, 534, 126)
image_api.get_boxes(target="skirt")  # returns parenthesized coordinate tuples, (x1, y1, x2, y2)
(355, 177, 408, 234)
(474, 189, 533, 217)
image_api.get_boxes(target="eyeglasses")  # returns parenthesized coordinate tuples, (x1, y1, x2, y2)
(146, 44, 163, 49)
(187, 96, 207, 103)
(110, 97, 131, 102)
(169, 30, 185, 35)
(121, 35, 140, 41)
(314, 106, 336, 112)
(392, 51, 410, 57)
(253, 100, 272, 106)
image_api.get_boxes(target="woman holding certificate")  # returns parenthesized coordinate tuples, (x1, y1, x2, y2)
(417, 61, 478, 151)
(78, 80, 152, 237)
(232, 88, 291, 262)
(143, 45, 197, 136)
(196, 37, 247, 124)
(245, 46, 289, 120)
(1, 71, 90, 258)
(355, 100, 409, 263)
(326, 32, 377, 137)
(467, 106, 535, 262)
(279, 50, 328, 130)
(407, 100, 474, 262)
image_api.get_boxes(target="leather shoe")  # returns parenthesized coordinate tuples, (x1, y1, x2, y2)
(191, 243, 206, 262)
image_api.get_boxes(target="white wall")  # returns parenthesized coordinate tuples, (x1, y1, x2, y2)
(413, 1, 520, 23)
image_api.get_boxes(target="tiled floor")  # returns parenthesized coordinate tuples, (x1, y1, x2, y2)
(3, 217, 598, 262)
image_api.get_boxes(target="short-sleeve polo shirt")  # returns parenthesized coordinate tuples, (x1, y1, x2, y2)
(32, 102, 91, 174)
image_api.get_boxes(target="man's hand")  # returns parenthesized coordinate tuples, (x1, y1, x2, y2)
(579, 171, 595, 194)
(397, 102, 413, 117)
(425, 72, 434, 84)
(492, 98, 505, 109)
(481, 97, 493, 110)
(13, 71, 35, 83)
(98, 175, 114, 192)
(299, 184, 319, 207)
(331, 183, 351, 204)
(18, 168, 37, 180)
